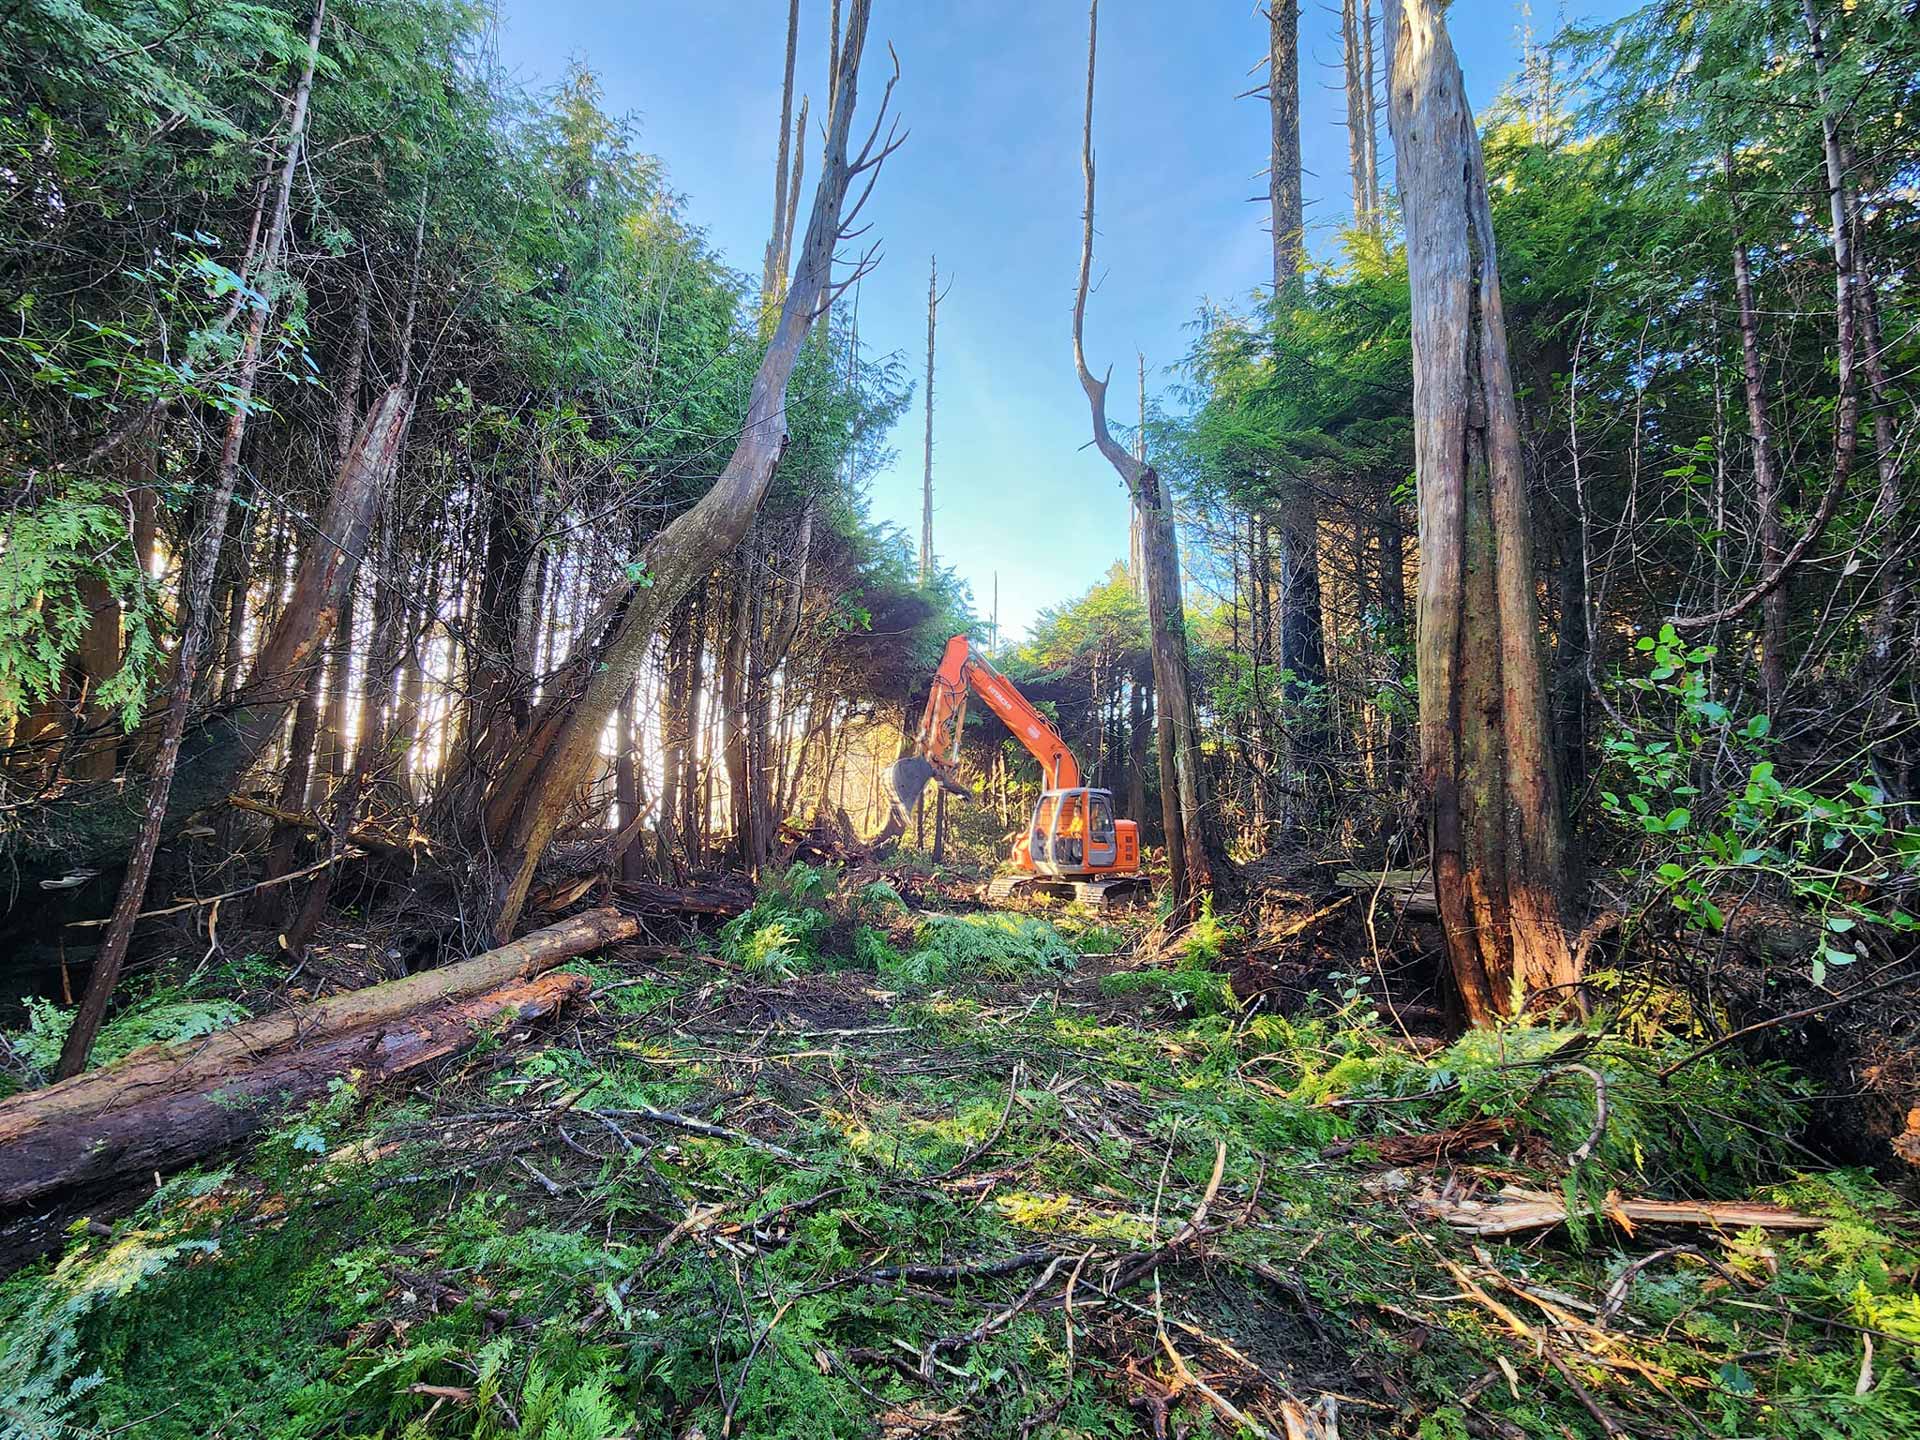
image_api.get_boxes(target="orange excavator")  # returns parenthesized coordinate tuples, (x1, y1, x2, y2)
(885, 635, 1150, 908)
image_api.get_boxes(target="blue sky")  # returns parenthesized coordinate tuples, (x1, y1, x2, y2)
(495, 1, 1634, 640)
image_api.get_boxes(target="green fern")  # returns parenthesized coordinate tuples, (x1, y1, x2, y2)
(0, 479, 166, 730)
(886, 913, 1080, 987)
(4, 992, 249, 1084)
(0, 1233, 214, 1440)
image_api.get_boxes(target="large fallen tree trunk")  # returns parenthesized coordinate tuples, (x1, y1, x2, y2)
(0, 908, 637, 1209)
(0, 973, 588, 1270)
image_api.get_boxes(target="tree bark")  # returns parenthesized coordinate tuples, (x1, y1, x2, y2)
(1384, 0, 1578, 1025)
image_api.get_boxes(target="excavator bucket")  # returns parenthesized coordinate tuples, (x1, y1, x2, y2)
(883, 756, 938, 820)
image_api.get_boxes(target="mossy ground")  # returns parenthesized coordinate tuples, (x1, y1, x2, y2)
(2, 873, 1915, 1439)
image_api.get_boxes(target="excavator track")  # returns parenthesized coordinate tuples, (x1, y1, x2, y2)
(983, 874, 1152, 911)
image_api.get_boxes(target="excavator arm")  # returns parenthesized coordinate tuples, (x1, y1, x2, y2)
(918, 635, 1080, 789)
(888, 636, 1081, 818)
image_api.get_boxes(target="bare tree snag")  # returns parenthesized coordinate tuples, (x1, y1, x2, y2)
(1268, 1, 1303, 288)
(1383, 0, 1577, 1024)
(1361, 0, 1381, 217)
(1074, 0, 1213, 903)
(53, 4, 328, 1079)
(481, 0, 898, 939)
(762, 0, 803, 312)
(1342, 0, 1377, 233)
(920, 254, 950, 587)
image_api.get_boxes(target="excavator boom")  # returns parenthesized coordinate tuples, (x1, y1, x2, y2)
(891, 636, 1079, 818)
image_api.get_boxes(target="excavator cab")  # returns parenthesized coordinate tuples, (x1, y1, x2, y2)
(1005, 787, 1145, 907)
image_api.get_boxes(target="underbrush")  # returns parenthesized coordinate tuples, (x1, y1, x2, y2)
(719, 862, 1097, 990)
(1, 989, 250, 1095)
(879, 912, 1083, 987)
(1099, 898, 1240, 1015)
(1275, 1012, 1812, 1198)
(2, 883, 1914, 1440)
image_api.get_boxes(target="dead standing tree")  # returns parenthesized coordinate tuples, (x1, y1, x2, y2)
(920, 253, 950, 588)
(1266, 0, 1326, 815)
(1073, 0, 1213, 903)
(1383, 0, 1578, 1024)
(480, 0, 901, 939)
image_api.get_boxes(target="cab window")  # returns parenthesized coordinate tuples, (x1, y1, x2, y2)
(1089, 795, 1115, 845)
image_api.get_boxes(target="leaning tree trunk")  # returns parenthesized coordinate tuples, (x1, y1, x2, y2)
(1075, 0, 1214, 903)
(1384, 0, 1578, 1025)
(480, 0, 896, 939)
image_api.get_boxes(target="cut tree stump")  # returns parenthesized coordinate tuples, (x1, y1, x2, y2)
(0, 908, 638, 1213)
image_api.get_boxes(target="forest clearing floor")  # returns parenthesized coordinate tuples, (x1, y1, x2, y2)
(3, 865, 1918, 1440)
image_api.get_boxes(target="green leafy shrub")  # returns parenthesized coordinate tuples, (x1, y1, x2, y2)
(1098, 900, 1236, 1014)
(1099, 957, 1237, 1016)
(854, 879, 909, 916)
(882, 913, 1080, 988)
(0, 1231, 215, 1439)
(1179, 897, 1241, 966)
(1602, 624, 1920, 983)
(718, 863, 839, 977)
(1069, 923, 1127, 955)
(851, 924, 903, 972)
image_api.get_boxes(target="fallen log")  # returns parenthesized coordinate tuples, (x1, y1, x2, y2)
(0, 907, 638, 1205)
(1416, 1183, 1824, 1237)
(607, 874, 754, 919)
(0, 970, 588, 1267)
(1334, 869, 1437, 918)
